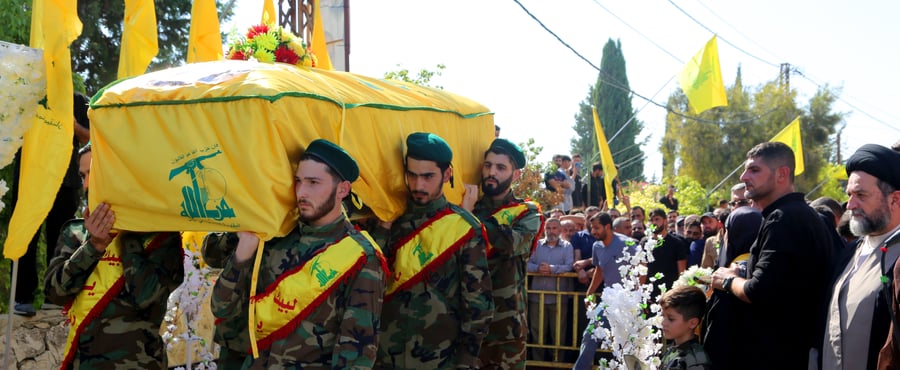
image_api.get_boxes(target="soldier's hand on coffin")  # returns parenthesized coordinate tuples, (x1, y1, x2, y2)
(461, 184, 479, 212)
(233, 231, 260, 263)
(84, 202, 115, 253)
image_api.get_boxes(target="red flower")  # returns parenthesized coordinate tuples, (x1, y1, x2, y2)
(274, 45, 299, 65)
(247, 24, 270, 40)
(229, 49, 247, 60)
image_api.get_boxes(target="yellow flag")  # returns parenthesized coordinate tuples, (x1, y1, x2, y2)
(187, 0, 223, 63)
(261, 0, 276, 24)
(592, 108, 617, 209)
(118, 0, 158, 79)
(4, 0, 82, 260)
(311, 0, 333, 70)
(770, 118, 804, 175)
(679, 35, 727, 114)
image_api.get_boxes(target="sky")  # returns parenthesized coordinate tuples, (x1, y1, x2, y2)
(223, 0, 900, 182)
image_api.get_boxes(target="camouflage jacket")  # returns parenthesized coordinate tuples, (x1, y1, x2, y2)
(659, 337, 713, 370)
(472, 193, 542, 348)
(210, 217, 385, 369)
(201, 232, 251, 370)
(43, 220, 184, 370)
(373, 195, 494, 370)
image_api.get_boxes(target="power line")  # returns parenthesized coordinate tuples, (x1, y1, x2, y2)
(668, 0, 900, 135)
(588, 0, 684, 63)
(666, 0, 781, 69)
(511, 0, 777, 126)
(691, 0, 785, 63)
(792, 69, 900, 133)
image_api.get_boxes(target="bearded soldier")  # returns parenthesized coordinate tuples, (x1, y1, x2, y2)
(462, 138, 543, 370)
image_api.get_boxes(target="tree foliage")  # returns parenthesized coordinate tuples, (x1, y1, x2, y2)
(72, 0, 234, 94)
(659, 67, 845, 193)
(383, 63, 446, 89)
(571, 39, 645, 181)
(513, 138, 562, 211)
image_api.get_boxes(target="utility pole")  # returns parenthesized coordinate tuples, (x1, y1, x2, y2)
(780, 63, 791, 91)
(836, 123, 845, 164)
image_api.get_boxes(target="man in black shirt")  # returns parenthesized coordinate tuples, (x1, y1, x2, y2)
(711, 142, 834, 369)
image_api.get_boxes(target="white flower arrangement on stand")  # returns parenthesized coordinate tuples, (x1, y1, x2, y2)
(0, 41, 45, 212)
(163, 242, 217, 370)
(585, 240, 664, 370)
(672, 265, 713, 292)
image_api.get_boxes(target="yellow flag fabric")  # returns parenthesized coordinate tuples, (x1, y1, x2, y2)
(770, 117, 804, 175)
(261, 0, 276, 24)
(118, 0, 159, 79)
(187, 0, 222, 63)
(311, 0, 333, 70)
(678, 35, 727, 114)
(592, 108, 617, 209)
(88, 61, 494, 239)
(4, 0, 82, 260)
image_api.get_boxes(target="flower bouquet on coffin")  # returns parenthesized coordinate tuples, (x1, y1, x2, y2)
(226, 23, 317, 67)
(585, 242, 663, 370)
(0, 41, 45, 211)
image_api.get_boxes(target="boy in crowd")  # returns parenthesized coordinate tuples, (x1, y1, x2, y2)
(659, 285, 712, 370)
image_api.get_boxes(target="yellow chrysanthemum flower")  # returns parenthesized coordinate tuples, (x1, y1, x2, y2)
(288, 39, 306, 57)
(253, 33, 278, 52)
(253, 49, 275, 63)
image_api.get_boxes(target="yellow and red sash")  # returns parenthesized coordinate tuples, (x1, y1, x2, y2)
(61, 233, 170, 370)
(486, 201, 544, 256)
(385, 208, 476, 300)
(248, 231, 382, 354)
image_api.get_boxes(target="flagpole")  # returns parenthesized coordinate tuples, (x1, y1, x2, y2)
(5, 259, 19, 370)
(706, 162, 744, 198)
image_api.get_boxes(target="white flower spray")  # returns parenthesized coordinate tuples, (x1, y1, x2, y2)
(164, 239, 217, 370)
(0, 41, 45, 171)
(585, 240, 663, 370)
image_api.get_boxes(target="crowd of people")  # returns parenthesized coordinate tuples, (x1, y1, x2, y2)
(530, 140, 900, 370)
(11, 96, 900, 370)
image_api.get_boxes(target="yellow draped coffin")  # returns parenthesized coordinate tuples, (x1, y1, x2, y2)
(88, 60, 494, 238)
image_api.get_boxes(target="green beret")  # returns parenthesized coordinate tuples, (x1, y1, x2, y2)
(304, 139, 359, 182)
(489, 138, 526, 169)
(406, 132, 452, 164)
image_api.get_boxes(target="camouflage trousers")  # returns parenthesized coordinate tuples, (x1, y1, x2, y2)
(479, 338, 527, 370)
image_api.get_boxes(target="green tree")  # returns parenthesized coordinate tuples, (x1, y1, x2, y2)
(383, 63, 446, 89)
(571, 39, 645, 181)
(73, 0, 234, 94)
(513, 138, 562, 211)
(659, 68, 843, 193)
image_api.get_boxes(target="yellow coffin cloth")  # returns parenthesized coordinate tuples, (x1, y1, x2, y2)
(88, 60, 494, 238)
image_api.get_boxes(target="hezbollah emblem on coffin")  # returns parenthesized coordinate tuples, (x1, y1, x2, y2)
(168, 145, 235, 222)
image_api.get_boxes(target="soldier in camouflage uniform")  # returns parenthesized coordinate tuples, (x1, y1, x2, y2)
(658, 286, 712, 370)
(462, 138, 543, 370)
(200, 232, 251, 370)
(210, 139, 386, 369)
(44, 144, 185, 369)
(373, 133, 494, 370)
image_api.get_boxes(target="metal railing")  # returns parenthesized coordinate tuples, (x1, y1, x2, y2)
(525, 271, 608, 369)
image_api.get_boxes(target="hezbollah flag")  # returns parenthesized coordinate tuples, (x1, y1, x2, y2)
(118, 0, 158, 78)
(592, 107, 617, 209)
(187, 0, 223, 63)
(310, 0, 333, 70)
(261, 0, 276, 24)
(4, 0, 82, 260)
(770, 117, 804, 175)
(678, 35, 727, 114)
(88, 61, 494, 238)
